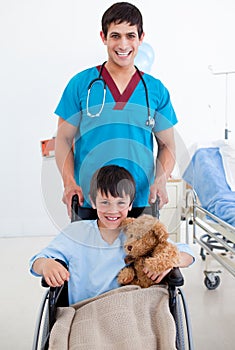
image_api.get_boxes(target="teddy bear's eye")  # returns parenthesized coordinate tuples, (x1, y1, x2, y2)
(129, 234, 133, 238)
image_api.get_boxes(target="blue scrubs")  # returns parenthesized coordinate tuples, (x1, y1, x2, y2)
(55, 65, 178, 207)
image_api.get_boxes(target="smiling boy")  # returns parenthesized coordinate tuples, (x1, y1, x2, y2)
(30, 165, 194, 305)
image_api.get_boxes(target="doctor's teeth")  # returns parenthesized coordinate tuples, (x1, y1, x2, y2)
(117, 52, 129, 56)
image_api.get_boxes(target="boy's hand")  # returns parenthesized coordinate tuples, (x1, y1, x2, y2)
(143, 267, 171, 284)
(41, 259, 70, 287)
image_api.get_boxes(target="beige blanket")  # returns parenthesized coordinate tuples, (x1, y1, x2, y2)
(49, 285, 177, 350)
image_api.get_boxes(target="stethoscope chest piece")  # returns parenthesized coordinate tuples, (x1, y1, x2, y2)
(146, 117, 155, 128)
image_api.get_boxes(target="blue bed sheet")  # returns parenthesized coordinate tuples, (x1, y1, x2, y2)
(183, 147, 235, 227)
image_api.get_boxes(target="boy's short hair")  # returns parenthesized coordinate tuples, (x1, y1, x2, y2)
(101, 2, 143, 39)
(89, 165, 136, 204)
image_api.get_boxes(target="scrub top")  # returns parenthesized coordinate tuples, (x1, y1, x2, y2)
(55, 65, 178, 207)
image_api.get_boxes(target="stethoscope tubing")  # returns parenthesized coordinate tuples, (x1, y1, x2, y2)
(86, 62, 155, 127)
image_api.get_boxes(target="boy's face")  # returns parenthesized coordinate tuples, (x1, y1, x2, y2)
(100, 21, 144, 69)
(91, 190, 132, 230)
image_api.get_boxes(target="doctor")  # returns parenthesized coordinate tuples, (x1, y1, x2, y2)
(54, 2, 178, 219)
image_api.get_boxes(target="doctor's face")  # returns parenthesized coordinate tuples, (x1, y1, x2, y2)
(100, 21, 144, 69)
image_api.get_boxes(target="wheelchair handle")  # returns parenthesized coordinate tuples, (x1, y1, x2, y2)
(151, 196, 160, 219)
(71, 194, 79, 222)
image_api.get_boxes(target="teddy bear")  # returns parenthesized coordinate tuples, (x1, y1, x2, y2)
(118, 214, 180, 288)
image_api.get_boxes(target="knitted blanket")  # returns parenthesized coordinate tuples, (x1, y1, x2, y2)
(49, 285, 177, 350)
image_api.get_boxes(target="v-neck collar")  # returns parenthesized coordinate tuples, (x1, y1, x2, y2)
(94, 220, 125, 247)
(96, 64, 143, 110)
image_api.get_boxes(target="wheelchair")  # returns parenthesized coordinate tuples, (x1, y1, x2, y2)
(32, 196, 194, 350)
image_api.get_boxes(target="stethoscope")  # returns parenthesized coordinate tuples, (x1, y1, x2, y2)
(86, 61, 155, 127)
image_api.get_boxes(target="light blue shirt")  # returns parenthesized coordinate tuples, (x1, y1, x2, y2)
(30, 220, 194, 305)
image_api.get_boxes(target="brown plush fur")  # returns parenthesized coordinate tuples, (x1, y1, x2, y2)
(118, 214, 180, 288)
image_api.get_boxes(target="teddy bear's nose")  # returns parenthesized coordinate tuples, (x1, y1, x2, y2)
(127, 245, 132, 251)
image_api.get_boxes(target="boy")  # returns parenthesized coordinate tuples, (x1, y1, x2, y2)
(30, 165, 194, 305)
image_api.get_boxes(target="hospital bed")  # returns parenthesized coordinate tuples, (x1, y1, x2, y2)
(183, 146, 235, 289)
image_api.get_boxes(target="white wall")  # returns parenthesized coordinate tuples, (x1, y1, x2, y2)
(1, 0, 235, 236)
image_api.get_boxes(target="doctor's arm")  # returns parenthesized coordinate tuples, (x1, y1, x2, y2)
(149, 127, 176, 209)
(55, 117, 84, 217)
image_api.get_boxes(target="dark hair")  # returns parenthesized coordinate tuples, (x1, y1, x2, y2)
(89, 165, 136, 204)
(101, 2, 143, 38)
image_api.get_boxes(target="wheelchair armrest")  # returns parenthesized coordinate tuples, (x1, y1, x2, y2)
(41, 278, 49, 288)
(163, 267, 184, 287)
(41, 259, 68, 288)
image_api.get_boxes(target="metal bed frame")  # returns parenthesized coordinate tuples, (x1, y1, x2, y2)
(185, 188, 235, 289)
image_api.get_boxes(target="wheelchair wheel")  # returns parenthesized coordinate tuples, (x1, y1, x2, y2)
(32, 291, 50, 350)
(175, 292, 186, 350)
(173, 288, 194, 350)
(39, 303, 50, 350)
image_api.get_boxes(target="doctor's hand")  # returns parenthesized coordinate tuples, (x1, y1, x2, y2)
(148, 181, 168, 209)
(63, 183, 84, 218)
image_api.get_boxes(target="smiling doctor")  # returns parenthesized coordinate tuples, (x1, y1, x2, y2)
(54, 2, 178, 219)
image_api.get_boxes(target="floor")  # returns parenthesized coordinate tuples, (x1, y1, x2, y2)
(1, 224, 235, 350)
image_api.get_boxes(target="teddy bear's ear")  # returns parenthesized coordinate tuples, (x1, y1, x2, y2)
(121, 217, 135, 231)
(152, 221, 169, 242)
(122, 217, 135, 226)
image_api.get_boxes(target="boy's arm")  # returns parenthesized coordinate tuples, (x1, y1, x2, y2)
(143, 250, 195, 284)
(178, 251, 194, 268)
(32, 258, 70, 287)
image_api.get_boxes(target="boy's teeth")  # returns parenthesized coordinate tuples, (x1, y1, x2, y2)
(107, 217, 118, 221)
